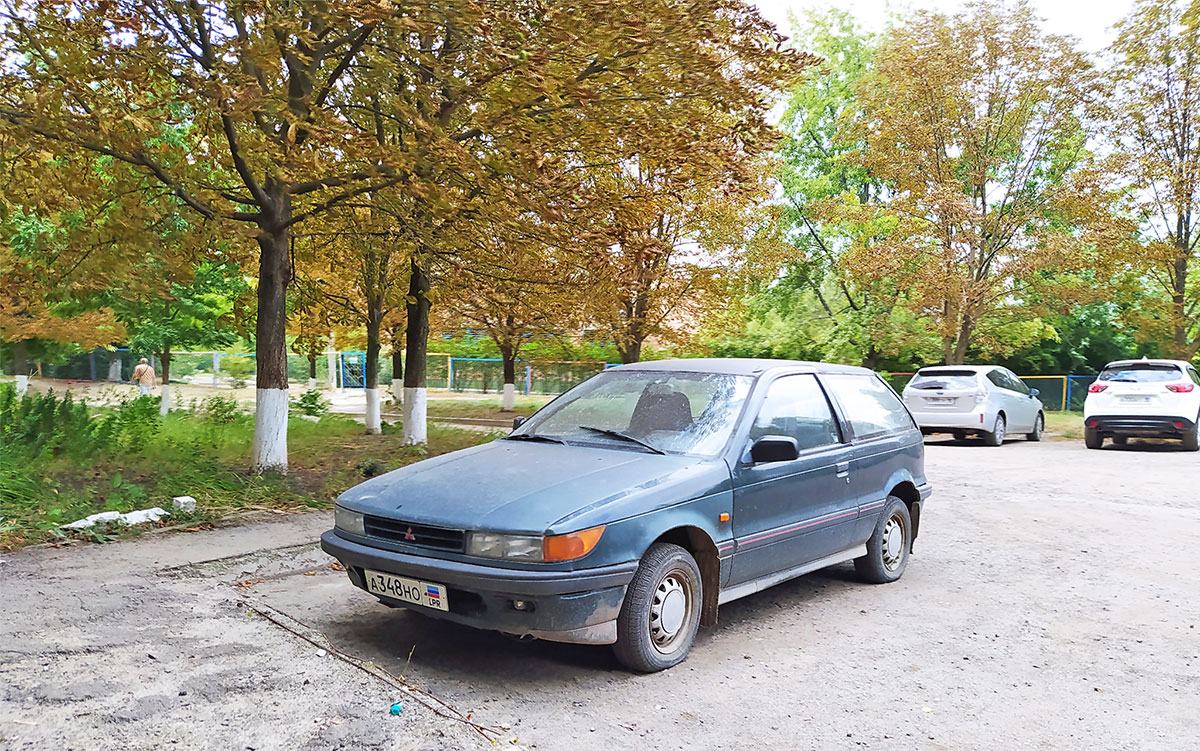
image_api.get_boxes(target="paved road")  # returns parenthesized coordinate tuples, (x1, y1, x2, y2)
(3, 439, 1198, 750)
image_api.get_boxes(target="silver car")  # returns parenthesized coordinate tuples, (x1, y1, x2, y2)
(901, 366, 1044, 446)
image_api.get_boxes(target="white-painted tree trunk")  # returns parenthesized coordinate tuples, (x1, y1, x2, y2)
(253, 388, 289, 472)
(107, 359, 122, 382)
(326, 345, 337, 390)
(502, 382, 516, 411)
(159, 384, 171, 415)
(307, 377, 317, 390)
(402, 387, 427, 444)
(15, 375, 28, 396)
(364, 388, 382, 434)
(392, 378, 403, 405)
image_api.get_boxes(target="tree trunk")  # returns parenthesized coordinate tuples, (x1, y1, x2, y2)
(862, 343, 882, 371)
(252, 196, 293, 473)
(13, 339, 28, 395)
(390, 324, 404, 406)
(500, 340, 517, 411)
(1172, 247, 1189, 359)
(159, 342, 171, 416)
(402, 257, 431, 444)
(618, 338, 643, 364)
(364, 307, 383, 434)
(950, 315, 972, 365)
(307, 353, 317, 390)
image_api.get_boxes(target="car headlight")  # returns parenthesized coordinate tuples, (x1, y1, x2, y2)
(467, 532, 545, 561)
(466, 526, 606, 563)
(335, 505, 365, 536)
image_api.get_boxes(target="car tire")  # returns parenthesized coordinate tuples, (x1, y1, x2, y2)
(1084, 427, 1103, 449)
(1026, 413, 1044, 442)
(952, 429, 967, 443)
(1183, 418, 1200, 452)
(613, 543, 703, 673)
(983, 415, 1006, 447)
(855, 496, 911, 584)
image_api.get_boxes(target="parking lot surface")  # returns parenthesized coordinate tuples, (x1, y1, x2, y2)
(2, 439, 1198, 750)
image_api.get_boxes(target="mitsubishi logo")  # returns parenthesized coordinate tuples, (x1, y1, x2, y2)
(403, 527, 416, 541)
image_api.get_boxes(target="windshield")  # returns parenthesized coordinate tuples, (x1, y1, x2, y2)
(511, 369, 754, 457)
(909, 370, 979, 390)
(1098, 364, 1182, 383)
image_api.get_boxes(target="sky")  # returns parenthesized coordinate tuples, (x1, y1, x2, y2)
(751, 0, 1132, 53)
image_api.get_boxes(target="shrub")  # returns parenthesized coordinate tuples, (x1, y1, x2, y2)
(199, 394, 242, 424)
(292, 389, 330, 418)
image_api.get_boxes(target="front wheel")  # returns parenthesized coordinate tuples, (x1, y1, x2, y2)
(613, 543, 702, 673)
(1026, 413, 1044, 442)
(855, 497, 911, 584)
(983, 415, 1006, 447)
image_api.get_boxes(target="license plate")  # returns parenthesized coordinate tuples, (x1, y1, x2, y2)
(1120, 396, 1151, 403)
(926, 397, 954, 404)
(364, 569, 449, 611)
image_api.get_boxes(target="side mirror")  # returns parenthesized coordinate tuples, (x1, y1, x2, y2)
(1029, 388, 1040, 398)
(750, 435, 800, 464)
(512, 416, 527, 430)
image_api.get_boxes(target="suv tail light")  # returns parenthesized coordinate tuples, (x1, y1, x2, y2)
(1088, 383, 1108, 393)
(1166, 383, 1195, 393)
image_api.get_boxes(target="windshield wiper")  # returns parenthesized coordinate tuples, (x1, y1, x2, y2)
(577, 426, 666, 454)
(504, 433, 567, 445)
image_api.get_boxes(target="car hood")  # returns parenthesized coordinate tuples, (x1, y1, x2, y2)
(337, 438, 724, 534)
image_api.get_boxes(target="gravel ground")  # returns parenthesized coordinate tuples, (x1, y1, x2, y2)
(2, 438, 1198, 750)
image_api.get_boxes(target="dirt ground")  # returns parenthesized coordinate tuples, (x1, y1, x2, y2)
(2, 438, 1198, 750)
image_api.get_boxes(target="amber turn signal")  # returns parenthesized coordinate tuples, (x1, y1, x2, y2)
(543, 525, 606, 562)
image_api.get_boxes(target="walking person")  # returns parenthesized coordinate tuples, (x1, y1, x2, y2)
(131, 357, 157, 396)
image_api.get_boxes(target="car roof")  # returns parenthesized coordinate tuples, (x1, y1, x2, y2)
(609, 357, 874, 377)
(916, 365, 995, 373)
(1103, 358, 1192, 369)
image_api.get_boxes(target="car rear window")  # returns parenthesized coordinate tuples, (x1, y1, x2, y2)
(909, 370, 978, 390)
(1098, 364, 1183, 383)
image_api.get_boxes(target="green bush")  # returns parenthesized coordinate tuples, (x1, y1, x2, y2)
(199, 394, 242, 424)
(292, 389, 329, 418)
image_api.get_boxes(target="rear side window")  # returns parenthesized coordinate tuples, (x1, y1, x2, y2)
(1098, 364, 1183, 383)
(750, 375, 840, 450)
(909, 370, 978, 390)
(1190, 368, 1200, 386)
(823, 374, 915, 438)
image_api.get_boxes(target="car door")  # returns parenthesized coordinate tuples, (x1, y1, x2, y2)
(1000, 369, 1037, 432)
(986, 369, 1025, 432)
(729, 374, 856, 587)
(819, 373, 923, 544)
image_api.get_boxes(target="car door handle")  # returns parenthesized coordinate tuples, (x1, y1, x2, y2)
(836, 461, 850, 479)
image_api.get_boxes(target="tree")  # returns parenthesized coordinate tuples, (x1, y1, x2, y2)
(1108, 0, 1200, 358)
(846, 0, 1110, 364)
(1, 2, 422, 470)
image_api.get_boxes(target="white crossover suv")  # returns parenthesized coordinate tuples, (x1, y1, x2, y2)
(902, 365, 1045, 446)
(1083, 358, 1200, 450)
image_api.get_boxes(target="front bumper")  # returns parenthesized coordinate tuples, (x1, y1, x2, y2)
(1085, 414, 1196, 438)
(320, 530, 637, 644)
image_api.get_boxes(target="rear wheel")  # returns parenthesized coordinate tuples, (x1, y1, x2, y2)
(982, 415, 1006, 447)
(1183, 418, 1200, 452)
(952, 429, 967, 443)
(1026, 413, 1044, 442)
(613, 543, 702, 673)
(855, 497, 911, 584)
(1084, 427, 1103, 449)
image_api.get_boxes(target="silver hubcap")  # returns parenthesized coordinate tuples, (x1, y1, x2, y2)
(995, 418, 1006, 442)
(881, 515, 905, 571)
(649, 572, 692, 653)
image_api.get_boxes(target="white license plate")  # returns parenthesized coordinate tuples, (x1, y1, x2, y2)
(1120, 396, 1152, 403)
(926, 397, 954, 404)
(364, 569, 449, 611)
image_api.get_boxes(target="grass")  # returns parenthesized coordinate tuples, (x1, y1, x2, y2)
(424, 395, 553, 420)
(0, 392, 499, 551)
(1044, 410, 1084, 440)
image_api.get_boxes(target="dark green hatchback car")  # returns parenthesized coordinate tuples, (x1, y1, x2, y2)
(322, 358, 931, 672)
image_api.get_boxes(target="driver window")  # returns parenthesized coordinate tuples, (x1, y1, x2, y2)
(750, 375, 840, 450)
